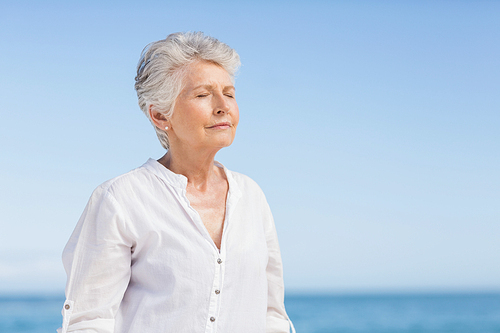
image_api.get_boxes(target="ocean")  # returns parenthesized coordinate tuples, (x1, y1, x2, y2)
(1, 293, 499, 332)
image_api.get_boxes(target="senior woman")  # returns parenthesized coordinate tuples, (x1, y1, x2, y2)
(59, 32, 294, 333)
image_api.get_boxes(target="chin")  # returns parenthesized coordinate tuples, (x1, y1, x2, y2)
(217, 139, 234, 148)
(210, 134, 235, 148)
(212, 139, 234, 150)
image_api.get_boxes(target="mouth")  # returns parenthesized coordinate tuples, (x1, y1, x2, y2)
(207, 122, 232, 130)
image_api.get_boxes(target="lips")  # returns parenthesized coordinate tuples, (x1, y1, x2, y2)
(208, 122, 231, 129)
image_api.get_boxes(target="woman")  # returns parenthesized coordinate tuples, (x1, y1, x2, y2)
(59, 32, 294, 333)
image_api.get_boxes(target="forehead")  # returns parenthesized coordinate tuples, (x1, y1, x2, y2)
(181, 60, 233, 89)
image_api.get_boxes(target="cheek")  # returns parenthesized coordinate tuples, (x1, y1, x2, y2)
(232, 104, 240, 126)
(174, 104, 207, 130)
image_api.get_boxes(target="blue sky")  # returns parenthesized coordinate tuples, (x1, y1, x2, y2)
(1, 0, 499, 294)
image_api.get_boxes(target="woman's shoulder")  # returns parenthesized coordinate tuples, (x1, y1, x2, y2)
(226, 169, 257, 186)
(224, 167, 267, 198)
(91, 161, 159, 200)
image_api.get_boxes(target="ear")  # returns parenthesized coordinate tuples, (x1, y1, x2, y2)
(149, 105, 170, 130)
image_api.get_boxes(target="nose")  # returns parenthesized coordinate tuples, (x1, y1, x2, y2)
(214, 93, 230, 115)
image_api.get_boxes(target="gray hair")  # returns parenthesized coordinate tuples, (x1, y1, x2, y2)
(134, 32, 241, 149)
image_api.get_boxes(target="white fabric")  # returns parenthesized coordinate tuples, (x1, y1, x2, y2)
(58, 158, 294, 333)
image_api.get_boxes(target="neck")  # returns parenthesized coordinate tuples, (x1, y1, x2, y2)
(158, 144, 221, 190)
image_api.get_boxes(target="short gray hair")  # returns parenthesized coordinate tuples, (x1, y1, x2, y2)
(134, 32, 241, 149)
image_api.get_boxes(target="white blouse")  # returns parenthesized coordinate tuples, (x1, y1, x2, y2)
(58, 159, 294, 333)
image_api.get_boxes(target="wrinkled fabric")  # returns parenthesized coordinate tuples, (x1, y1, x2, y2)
(59, 158, 294, 333)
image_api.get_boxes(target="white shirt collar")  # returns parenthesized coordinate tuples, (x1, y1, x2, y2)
(141, 158, 242, 200)
(142, 158, 188, 189)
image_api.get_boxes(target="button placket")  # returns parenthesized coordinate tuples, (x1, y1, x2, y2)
(61, 300, 74, 333)
(205, 255, 224, 332)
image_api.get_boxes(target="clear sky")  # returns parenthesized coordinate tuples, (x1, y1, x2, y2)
(1, 0, 499, 294)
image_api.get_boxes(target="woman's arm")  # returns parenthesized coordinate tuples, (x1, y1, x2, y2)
(58, 186, 133, 333)
(263, 200, 295, 333)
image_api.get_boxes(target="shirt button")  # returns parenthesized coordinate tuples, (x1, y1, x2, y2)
(210, 316, 216, 322)
(64, 304, 70, 310)
(217, 258, 222, 264)
(215, 289, 220, 294)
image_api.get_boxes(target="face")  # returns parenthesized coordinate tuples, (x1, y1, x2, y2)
(166, 61, 239, 152)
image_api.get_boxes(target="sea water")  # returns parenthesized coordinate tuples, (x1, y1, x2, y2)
(1, 293, 499, 332)
(0, 294, 63, 333)
(286, 293, 500, 333)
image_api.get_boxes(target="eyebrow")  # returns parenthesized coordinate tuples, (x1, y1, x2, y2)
(192, 84, 235, 91)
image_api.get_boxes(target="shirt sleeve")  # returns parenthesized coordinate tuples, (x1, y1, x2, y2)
(263, 200, 295, 333)
(58, 186, 133, 333)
